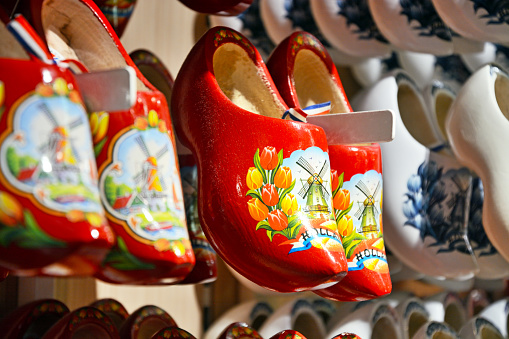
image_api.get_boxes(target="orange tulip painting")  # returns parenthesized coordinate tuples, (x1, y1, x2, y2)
(259, 146, 278, 170)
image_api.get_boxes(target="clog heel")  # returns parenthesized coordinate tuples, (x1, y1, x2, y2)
(446, 64, 509, 265)
(38, 0, 195, 284)
(0, 17, 114, 273)
(266, 31, 391, 299)
(171, 26, 348, 292)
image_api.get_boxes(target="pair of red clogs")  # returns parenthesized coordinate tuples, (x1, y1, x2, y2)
(170, 26, 391, 298)
(0, 0, 216, 285)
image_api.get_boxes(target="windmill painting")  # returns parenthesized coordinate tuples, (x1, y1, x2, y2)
(282, 146, 334, 223)
(296, 156, 331, 219)
(354, 179, 381, 239)
(100, 124, 187, 242)
(0, 89, 103, 214)
(342, 170, 383, 240)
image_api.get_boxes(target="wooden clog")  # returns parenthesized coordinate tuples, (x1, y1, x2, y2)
(171, 26, 348, 292)
(38, 0, 195, 284)
(266, 31, 391, 299)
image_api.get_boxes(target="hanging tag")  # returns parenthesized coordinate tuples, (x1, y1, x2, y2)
(74, 67, 137, 112)
(307, 109, 395, 144)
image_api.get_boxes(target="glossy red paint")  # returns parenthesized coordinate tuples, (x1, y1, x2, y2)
(118, 305, 176, 339)
(0, 57, 114, 273)
(177, 0, 253, 15)
(42, 306, 119, 339)
(171, 27, 347, 292)
(130, 49, 218, 285)
(34, 0, 195, 284)
(266, 31, 391, 299)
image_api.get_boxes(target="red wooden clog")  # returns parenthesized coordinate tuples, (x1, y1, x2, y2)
(118, 305, 177, 339)
(269, 330, 307, 339)
(171, 26, 348, 292)
(217, 322, 263, 339)
(130, 49, 217, 284)
(0, 299, 69, 338)
(42, 306, 119, 339)
(0, 19, 114, 273)
(150, 326, 197, 339)
(266, 31, 392, 299)
(37, 0, 195, 284)
(178, 0, 253, 16)
(90, 298, 129, 330)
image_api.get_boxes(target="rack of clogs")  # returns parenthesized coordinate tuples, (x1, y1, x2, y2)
(2, 0, 509, 338)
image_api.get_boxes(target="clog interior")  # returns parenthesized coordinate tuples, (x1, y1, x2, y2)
(495, 69, 509, 120)
(408, 312, 429, 339)
(371, 316, 401, 339)
(41, 0, 149, 91)
(213, 43, 286, 118)
(480, 326, 504, 339)
(398, 82, 439, 148)
(434, 90, 454, 140)
(292, 311, 324, 339)
(0, 21, 29, 59)
(293, 49, 350, 114)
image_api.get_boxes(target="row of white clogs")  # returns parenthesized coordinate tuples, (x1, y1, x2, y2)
(204, 291, 509, 339)
(208, 0, 509, 90)
(352, 64, 509, 282)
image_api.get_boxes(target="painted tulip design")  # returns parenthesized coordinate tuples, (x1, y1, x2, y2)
(261, 184, 279, 206)
(246, 167, 263, 190)
(333, 189, 351, 211)
(89, 111, 110, 155)
(274, 166, 292, 188)
(281, 193, 298, 216)
(0, 191, 23, 227)
(260, 146, 278, 170)
(331, 169, 339, 191)
(247, 198, 269, 221)
(268, 209, 289, 231)
(337, 215, 354, 237)
(0, 191, 64, 248)
(245, 147, 302, 241)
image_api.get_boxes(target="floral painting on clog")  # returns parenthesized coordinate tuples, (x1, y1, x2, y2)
(246, 146, 343, 254)
(0, 78, 104, 217)
(99, 110, 188, 246)
(404, 160, 472, 254)
(333, 170, 388, 273)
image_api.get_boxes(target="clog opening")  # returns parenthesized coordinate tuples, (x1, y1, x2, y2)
(494, 71, 509, 121)
(0, 21, 30, 59)
(293, 49, 350, 113)
(23, 313, 63, 338)
(372, 317, 400, 339)
(480, 326, 504, 339)
(444, 304, 464, 332)
(434, 91, 454, 140)
(213, 43, 285, 118)
(41, 0, 149, 91)
(398, 83, 437, 147)
(251, 314, 269, 330)
(292, 312, 324, 339)
(137, 317, 170, 339)
(408, 312, 428, 339)
(103, 311, 125, 330)
(72, 323, 111, 339)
